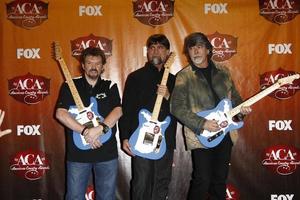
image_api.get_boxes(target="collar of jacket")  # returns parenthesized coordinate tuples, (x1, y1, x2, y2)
(145, 61, 165, 74)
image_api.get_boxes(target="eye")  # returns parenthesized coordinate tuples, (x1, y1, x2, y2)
(148, 46, 155, 50)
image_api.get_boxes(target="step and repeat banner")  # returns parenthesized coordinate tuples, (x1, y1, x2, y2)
(0, 0, 299, 199)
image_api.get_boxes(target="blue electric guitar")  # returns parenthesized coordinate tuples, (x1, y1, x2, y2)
(197, 74, 300, 148)
(53, 42, 112, 150)
(129, 53, 176, 160)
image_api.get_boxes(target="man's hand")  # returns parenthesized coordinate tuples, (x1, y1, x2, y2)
(0, 110, 12, 138)
(157, 84, 170, 100)
(203, 119, 221, 132)
(240, 106, 252, 115)
(83, 126, 103, 149)
(122, 139, 135, 156)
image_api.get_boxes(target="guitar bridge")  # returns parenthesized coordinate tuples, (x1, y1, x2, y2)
(208, 131, 224, 142)
(154, 135, 163, 153)
(142, 132, 163, 153)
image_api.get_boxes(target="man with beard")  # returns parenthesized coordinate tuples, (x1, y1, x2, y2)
(56, 47, 122, 200)
(119, 34, 177, 200)
(170, 32, 251, 199)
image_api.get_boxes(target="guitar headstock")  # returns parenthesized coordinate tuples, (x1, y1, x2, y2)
(278, 74, 300, 85)
(52, 41, 63, 61)
(164, 52, 176, 70)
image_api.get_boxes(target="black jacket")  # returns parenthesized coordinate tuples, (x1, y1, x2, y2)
(119, 62, 177, 149)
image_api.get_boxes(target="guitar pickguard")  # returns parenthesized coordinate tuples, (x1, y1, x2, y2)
(69, 97, 112, 150)
(197, 99, 243, 148)
(129, 109, 170, 160)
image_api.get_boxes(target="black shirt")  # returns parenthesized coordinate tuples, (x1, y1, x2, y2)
(56, 76, 121, 162)
(191, 61, 220, 106)
(119, 62, 177, 149)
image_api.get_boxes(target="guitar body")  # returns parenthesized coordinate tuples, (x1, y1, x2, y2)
(69, 97, 112, 150)
(129, 109, 170, 160)
(196, 99, 244, 148)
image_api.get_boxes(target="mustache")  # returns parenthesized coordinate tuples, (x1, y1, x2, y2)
(88, 69, 99, 72)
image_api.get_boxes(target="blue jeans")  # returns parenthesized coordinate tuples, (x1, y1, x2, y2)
(66, 159, 118, 200)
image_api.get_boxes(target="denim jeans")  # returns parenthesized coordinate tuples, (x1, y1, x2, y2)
(66, 159, 118, 200)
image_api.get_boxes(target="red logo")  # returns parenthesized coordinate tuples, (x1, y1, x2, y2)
(10, 150, 50, 180)
(71, 34, 112, 61)
(262, 145, 300, 175)
(207, 32, 238, 62)
(226, 184, 240, 200)
(6, 0, 48, 29)
(260, 68, 300, 100)
(133, 0, 175, 27)
(259, 0, 300, 24)
(8, 73, 50, 105)
(85, 185, 95, 200)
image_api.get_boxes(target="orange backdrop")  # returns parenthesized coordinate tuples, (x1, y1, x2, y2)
(0, 0, 299, 199)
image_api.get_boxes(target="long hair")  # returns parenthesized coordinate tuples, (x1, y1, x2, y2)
(183, 32, 213, 63)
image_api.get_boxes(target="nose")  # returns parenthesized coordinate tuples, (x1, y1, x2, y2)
(193, 47, 199, 54)
(152, 47, 159, 55)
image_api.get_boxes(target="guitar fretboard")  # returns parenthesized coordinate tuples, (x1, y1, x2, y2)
(57, 58, 85, 111)
(151, 53, 175, 121)
(228, 74, 299, 117)
(151, 67, 171, 121)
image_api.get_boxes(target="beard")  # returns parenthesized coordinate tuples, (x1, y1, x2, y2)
(86, 69, 100, 80)
(151, 56, 163, 65)
(191, 56, 206, 66)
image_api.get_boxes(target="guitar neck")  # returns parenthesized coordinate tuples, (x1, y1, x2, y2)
(57, 58, 85, 111)
(229, 81, 282, 117)
(151, 67, 170, 121)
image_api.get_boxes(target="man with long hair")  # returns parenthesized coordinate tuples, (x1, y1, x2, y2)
(171, 32, 251, 200)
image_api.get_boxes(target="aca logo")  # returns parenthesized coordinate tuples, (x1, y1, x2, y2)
(10, 150, 50, 180)
(132, 0, 175, 27)
(8, 73, 50, 105)
(226, 184, 240, 200)
(6, 0, 48, 29)
(71, 34, 112, 61)
(260, 68, 300, 100)
(262, 145, 300, 175)
(85, 185, 95, 200)
(207, 31, 237, 62)
(259, 0, 299, 25)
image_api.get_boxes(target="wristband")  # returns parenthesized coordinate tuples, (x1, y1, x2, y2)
(80, 127, 88, 136)
(99, 122, 109, 134)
